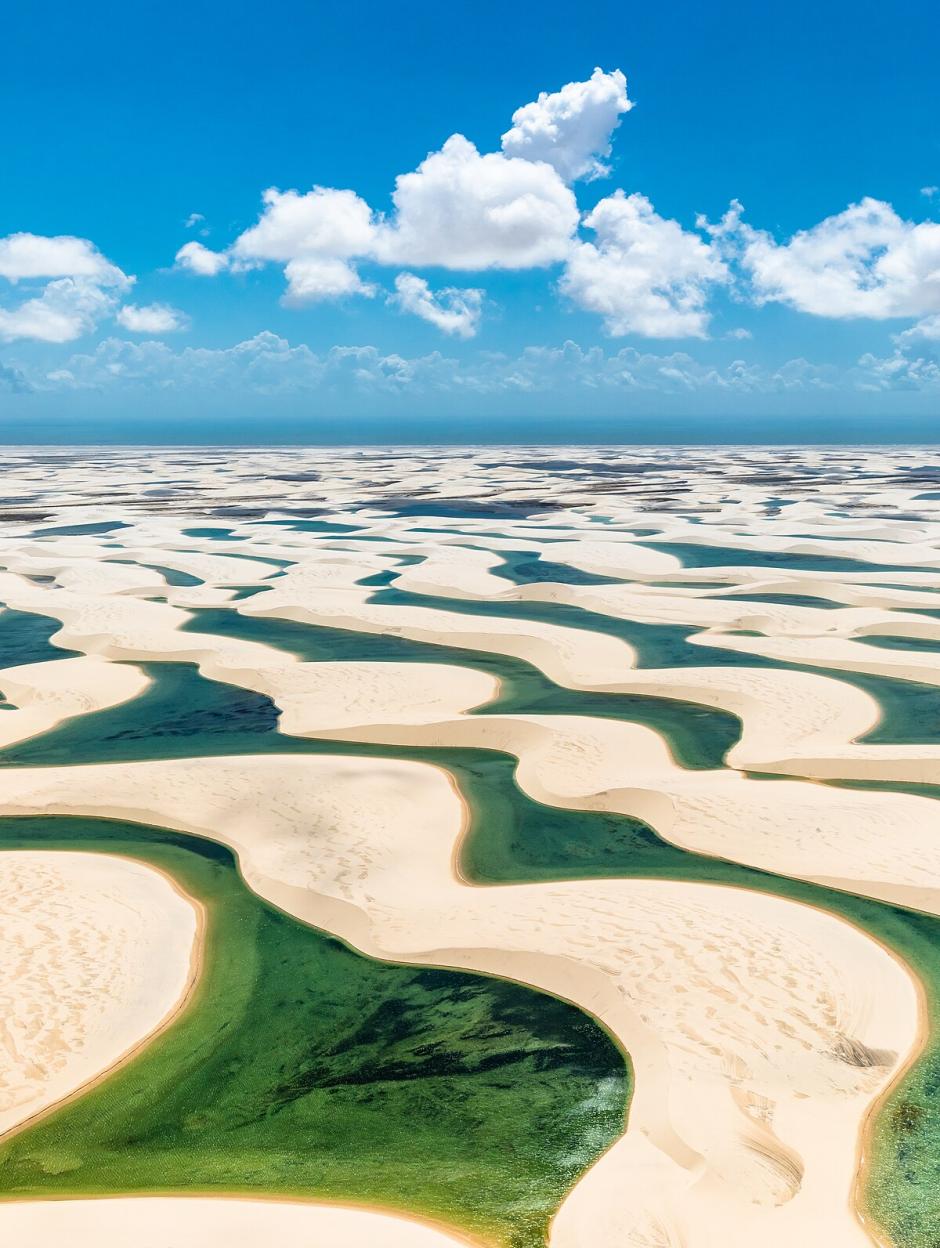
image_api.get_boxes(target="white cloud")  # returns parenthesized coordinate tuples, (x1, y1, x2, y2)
(184, 212, 206, 228)
(391, 273, 483, 337)
(374, 135, 579, 269)
(921, 186, 938, 198)
(894, 313, 940, 345)
(24, 331, 900, 397)
(725, 327, 752, 340)
(175, 240, 229, 276)
(220, 186, 376, 302)
(220, 135, 580, 288)
(0, 232, 130, 343)
(167, 69, 631, 303)
(855, 349, 940, 390)
(561, 192, 727, 337)
(116, 302, 188, 334)
(501, 67, 632, 182)
(0, 277, 124, 344)
(231, 186, 375, 266)
(29, 331, 458, 395)
(0, 232, 130, 341)
(282, 257, 375, 303)
(0, 233, 126, 284)
(715, 197, 940, 320)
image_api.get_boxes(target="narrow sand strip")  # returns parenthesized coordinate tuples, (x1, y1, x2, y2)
(0, 1196, 484, 1245)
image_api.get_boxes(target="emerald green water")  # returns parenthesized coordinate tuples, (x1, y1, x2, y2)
(182, 526, 247, 540)
(719, 592, 844, 608)
(493, 550, 623, 587)
(179, 606, 742, 771)
(256, 518, 363, 533)
(643, 540, 933, 575)
(0, 608, 76, 669)
(371, 583, 768, 669)
(861, 634, 940, 655)
(32, 520, 129, 537)
(106, 559, 205, 587)
(0, 818, 625, 1246)
(2, 594, 940, 1242)
(367, 583, 940, 749)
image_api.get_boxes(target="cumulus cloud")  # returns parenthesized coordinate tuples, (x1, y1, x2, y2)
(214, 134, 579, 292)
(175, 240, 229, 276)
(894, 313, 940, 345)
(561, 192, 727, 337)
(500, 67, 632, 182)
(184, 212, 206, 228)
(231, 187, 375, 266)
(374, 135, 579, 269)
(218, 185, 376, 302)
(25, 331, 918, 398)
(0, 233, 126, 284)
(713, 197, 940, 322)
(0, 232, 130, 343)
(855, 349, 940, 391)
(391, 273, 483, 337)
(31, 331, 457, 395)
(0, 276, 124, 343)
(175, 72, 621, 294)
(921, 186, 938, 199)
(116, 302, 188, 334)
(282, 257, 375, 303)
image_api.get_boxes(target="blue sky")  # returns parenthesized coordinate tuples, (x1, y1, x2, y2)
(2, 0, 940, 442)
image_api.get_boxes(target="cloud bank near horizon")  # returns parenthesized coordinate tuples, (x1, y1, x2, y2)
(2, 65, 940, 414)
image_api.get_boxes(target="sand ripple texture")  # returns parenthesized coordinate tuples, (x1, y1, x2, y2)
(0, 851, 197, 1139)
(1, 445, 940, 1248)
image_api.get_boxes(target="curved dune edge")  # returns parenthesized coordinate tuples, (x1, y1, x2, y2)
(0, 655, 150, 751)
(0, 1196, 482, 1247)
(0, 564, 929, 788)
(852, 955, 931, 1248)
(2, 570, 940, 911)
(0, 850, 200, 1141)
(0, 754, 922, 1248)
(235, 572, 940, 784)
(1, 516, 938, 1238)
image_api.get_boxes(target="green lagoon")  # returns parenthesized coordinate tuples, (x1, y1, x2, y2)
(0, 596, 938, 1244)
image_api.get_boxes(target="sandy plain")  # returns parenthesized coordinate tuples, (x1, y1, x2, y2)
(0, 446, 939, 1246)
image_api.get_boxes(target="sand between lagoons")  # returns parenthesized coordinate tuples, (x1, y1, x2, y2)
(2, 510, 940, 1244)
(0, 754, 921, 1248)
(0, 562, 931, 786)
(3, 567, 940, 910)
(0, 654, 150, 751)
(0, 850, 198, 1141)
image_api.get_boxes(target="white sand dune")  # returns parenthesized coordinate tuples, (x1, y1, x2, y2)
(2, 450, 940, 1247)
(0, 1197, 478, 1247)
(0, 655, 149, 750)
(3, 570, 940, 906)
(0, 544, 935, 783)
(0, 851, 198, 1140)
(0, 754, 920, 1248)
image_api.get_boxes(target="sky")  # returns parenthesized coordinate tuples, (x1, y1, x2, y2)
(1, 0, 940, 443)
